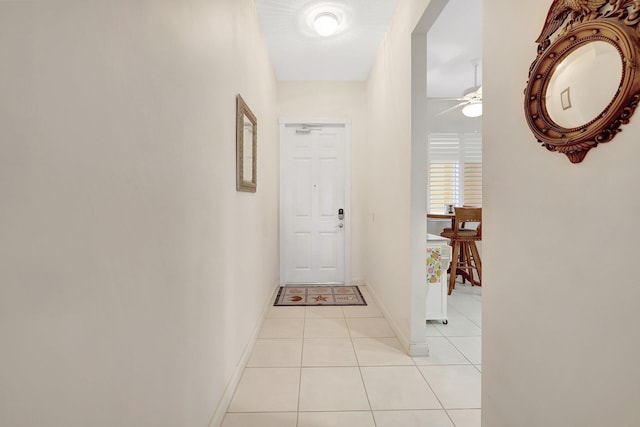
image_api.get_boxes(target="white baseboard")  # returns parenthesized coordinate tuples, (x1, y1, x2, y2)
(408, 343, 428, 357)
(360, 283, 415, 355)
(207, 281, 281, 427)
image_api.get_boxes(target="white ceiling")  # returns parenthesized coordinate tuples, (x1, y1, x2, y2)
(255, 0, 482, 98)
(255, 0, 399, 80)
(427, 0, 482, 98)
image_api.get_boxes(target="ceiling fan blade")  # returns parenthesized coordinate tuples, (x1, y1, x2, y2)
(435, 101, 469, 116)
(430, 97, 466, 101)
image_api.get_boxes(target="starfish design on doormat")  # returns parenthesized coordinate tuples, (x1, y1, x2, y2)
(313, 295, 328, 302)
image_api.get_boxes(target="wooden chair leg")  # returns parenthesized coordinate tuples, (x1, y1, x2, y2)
(459, 246, 467, 284)
(469, 241, 482, 286)
(463, 242, 473, 283)
(448, 240, 460, 295)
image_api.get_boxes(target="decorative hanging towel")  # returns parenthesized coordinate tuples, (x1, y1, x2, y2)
(426, 247, 443, 284)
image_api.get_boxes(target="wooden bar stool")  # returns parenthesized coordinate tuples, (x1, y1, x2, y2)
(440, 207, 482, 295)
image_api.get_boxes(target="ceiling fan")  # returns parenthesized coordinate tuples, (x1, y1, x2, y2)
(434, 62, 483, 118)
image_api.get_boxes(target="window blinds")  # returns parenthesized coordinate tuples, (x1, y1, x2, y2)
(428, 133, 482, 213)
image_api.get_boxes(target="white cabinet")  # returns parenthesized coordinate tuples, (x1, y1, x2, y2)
(426, 234, 451, 323)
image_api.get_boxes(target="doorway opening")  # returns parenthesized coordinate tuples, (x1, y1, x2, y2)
(410, 0, 483, 371)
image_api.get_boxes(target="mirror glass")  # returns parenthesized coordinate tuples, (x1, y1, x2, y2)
(546, 41, 623, 129)
(242, 113, 254, 182)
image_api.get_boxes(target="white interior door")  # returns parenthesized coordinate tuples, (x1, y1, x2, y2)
(280, 121, 350, 285)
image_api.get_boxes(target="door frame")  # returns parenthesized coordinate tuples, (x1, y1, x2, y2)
(409, 0, 449, 356)
(278, 118, 352, 286)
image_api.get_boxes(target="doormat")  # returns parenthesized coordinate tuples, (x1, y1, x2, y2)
(273, 285, 367, 306)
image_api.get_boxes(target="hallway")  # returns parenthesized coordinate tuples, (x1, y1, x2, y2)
(222, 285, 481, 427)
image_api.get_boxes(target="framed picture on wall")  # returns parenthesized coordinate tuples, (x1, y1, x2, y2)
(236, 94, 257, 192)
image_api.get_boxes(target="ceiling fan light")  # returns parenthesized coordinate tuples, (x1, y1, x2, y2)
(462, 102, 483, 118)
(313, 12, 339, 36)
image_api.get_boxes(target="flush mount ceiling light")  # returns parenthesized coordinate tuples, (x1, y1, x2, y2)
(313, 12, 339, 37)
(462, 101, 483, 118)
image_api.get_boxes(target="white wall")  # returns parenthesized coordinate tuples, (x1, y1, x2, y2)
(0, 2, 279, 426)
(365, 0, 430, 349)
(484, 1, 640, 426)
(277, 81, 367, 284)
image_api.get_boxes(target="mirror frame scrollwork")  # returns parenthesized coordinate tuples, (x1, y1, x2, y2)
(525, 0, 640, 163)
(236, 94, 257, 192)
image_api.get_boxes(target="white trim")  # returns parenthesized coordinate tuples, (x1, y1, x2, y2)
(405, 0, 450, 358)
(278, 119, 352, 286)
(408, 27, 429, 357)
(362, 284, 422, 355)
(344, 121, 352, 285)
(207, 282, 281, 427)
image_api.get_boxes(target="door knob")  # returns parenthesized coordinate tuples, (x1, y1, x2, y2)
(338, 223, 344, 228)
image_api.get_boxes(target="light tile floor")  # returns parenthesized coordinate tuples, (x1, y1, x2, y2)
(223, 284, 482, 427)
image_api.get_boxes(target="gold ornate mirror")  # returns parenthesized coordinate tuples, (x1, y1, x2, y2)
(525, 0, 640, 163)
(236, 94, 257, 192)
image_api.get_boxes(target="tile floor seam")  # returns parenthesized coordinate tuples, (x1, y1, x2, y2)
(223, 285, 481, 427)
(455, 308, 481, 329)
(371, 408, 448, 412)
(357, 372, 378, 426)
(416, 360, 450, 413)
(347, 323, 375, 416)
(347, 310, 378, 422)
(444, 409, 460, 427)
(443, 336, 479, 366)
(296, 311, 307, 426)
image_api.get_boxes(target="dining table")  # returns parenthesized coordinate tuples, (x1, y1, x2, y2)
(427, 212, 455, 229)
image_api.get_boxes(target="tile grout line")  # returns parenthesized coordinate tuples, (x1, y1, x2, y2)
(439, 286, 482, 368)
(239, 288, 479, 426)
(346, 304, 379, 426)
(424, 285, 482, 424)
(442, 300, 481, 366)
(295, 308, 308, 427)
(416, 361, 450, 420)
(443, 335, 479, 366)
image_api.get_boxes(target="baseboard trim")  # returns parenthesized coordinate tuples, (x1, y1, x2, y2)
(408, 343, 428, 357)
(207, 281, 281, 427)
(361, 283, 414, 355)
